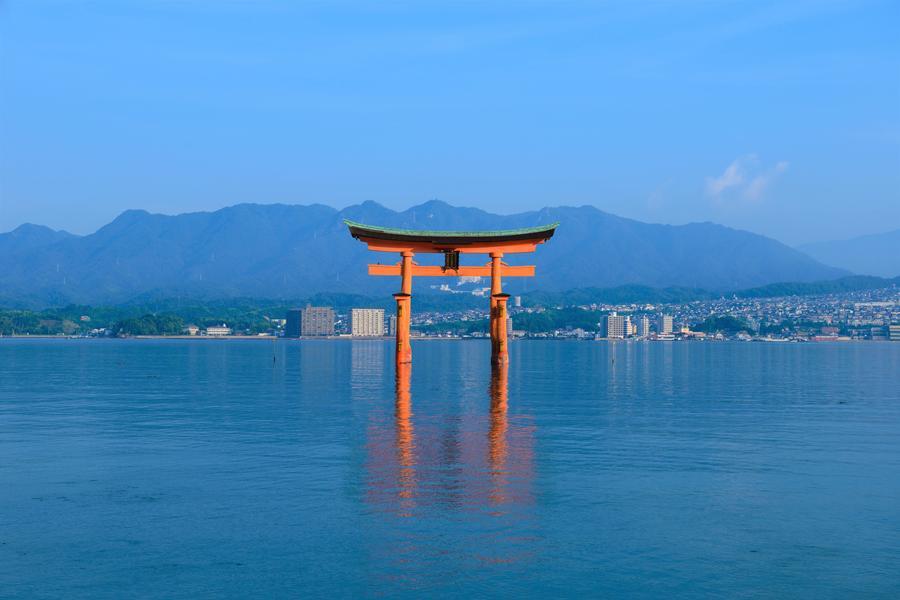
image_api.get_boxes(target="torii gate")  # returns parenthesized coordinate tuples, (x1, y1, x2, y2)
(345, 220, 558, 365)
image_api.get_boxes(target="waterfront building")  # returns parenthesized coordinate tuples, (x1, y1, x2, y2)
(301, 306, 335, 336)
(658, 314, 674, 336)
(890, 324, 900, 341)
(637, 315, 651, 337)
(388, 314, 397, 337)
(351, 308, 385, 337)
(285, 308, 302, 338)
(867, 326, 886, 340)
(205, 324, 232, 336)
(605, 312, 630, 339)
(183, 324, 200, 336)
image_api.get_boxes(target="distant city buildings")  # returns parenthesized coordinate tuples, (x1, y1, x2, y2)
(6, 284, 897, 339)
(272, 290, 899, 342)
(301, 306, 335, 336)
(514, 296, 522, 308)
(351, 308, 385, 337)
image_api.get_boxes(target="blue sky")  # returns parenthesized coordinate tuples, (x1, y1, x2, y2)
(1, 0, 898, 245)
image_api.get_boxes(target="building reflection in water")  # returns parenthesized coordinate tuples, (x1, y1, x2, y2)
(365, 360, 533, 518)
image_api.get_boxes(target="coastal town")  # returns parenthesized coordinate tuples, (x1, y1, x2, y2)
(7, 284, 897, 342)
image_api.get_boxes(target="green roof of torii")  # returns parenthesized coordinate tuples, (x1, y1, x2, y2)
(344, 219, 558, 244)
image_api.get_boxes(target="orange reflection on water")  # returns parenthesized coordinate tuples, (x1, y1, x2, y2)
(365, 361, 533, 518)
(394, 362, 416, 515)
(488, 362, 509, 506)
(362, 360, 538, 579)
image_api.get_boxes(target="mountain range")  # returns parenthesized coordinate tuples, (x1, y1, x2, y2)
(799, 229, 900, 278)
(0, 200, 850, 307)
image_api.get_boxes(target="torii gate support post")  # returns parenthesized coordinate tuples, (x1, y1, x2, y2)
(492, 293, 510, 365)
(489, 252, 503, 361)
(395, 251, 414, 365)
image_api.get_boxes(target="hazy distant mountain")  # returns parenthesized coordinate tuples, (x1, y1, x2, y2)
(799, 229, 900, 277)
(0, 223, 75, 254)
(0, 201, 847, 306)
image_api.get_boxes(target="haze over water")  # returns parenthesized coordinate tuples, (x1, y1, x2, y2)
(2, 339, 899, 597)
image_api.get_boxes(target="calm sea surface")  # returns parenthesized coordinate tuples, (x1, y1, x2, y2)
(1, 339, 899, 598)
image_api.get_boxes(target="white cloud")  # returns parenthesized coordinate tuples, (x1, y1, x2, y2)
(706, 158, 746, 196)
(706, 156, 788, 202)
(744, 160, 789, 200)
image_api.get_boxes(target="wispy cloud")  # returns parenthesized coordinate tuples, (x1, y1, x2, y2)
(745, 160, 789, 200)
(706, 155, 789, 202)
(706, 159, 745, 196)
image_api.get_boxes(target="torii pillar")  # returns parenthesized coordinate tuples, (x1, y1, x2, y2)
(489, 252, 509, 364)
(393, 251, 414, 364)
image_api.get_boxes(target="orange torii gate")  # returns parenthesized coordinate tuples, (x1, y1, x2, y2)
(345, 220, 558, 365)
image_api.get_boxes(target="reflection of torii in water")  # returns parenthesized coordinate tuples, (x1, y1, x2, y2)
(488, 362, 510, 506)
(394, 362, 416, 516)
(345, 220, 557, 366)
(367, 362, 533, 516)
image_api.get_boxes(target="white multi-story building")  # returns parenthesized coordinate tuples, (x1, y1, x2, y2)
(351, 308, 385, 337)
(658, 314, 674, 336)
(387, 314, 397, 337)
(205, 324, 232, 336)
(637, 315, 651, 337)
(605, 312, 631, 339)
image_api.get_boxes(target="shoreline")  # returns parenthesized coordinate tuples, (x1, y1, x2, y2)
(0, 335, 891, 343)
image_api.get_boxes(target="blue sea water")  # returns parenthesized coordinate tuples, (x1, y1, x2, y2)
(1, 338, 899, 598)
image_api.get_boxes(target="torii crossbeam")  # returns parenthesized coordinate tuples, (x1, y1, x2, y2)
(345, 220, 558, 365)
